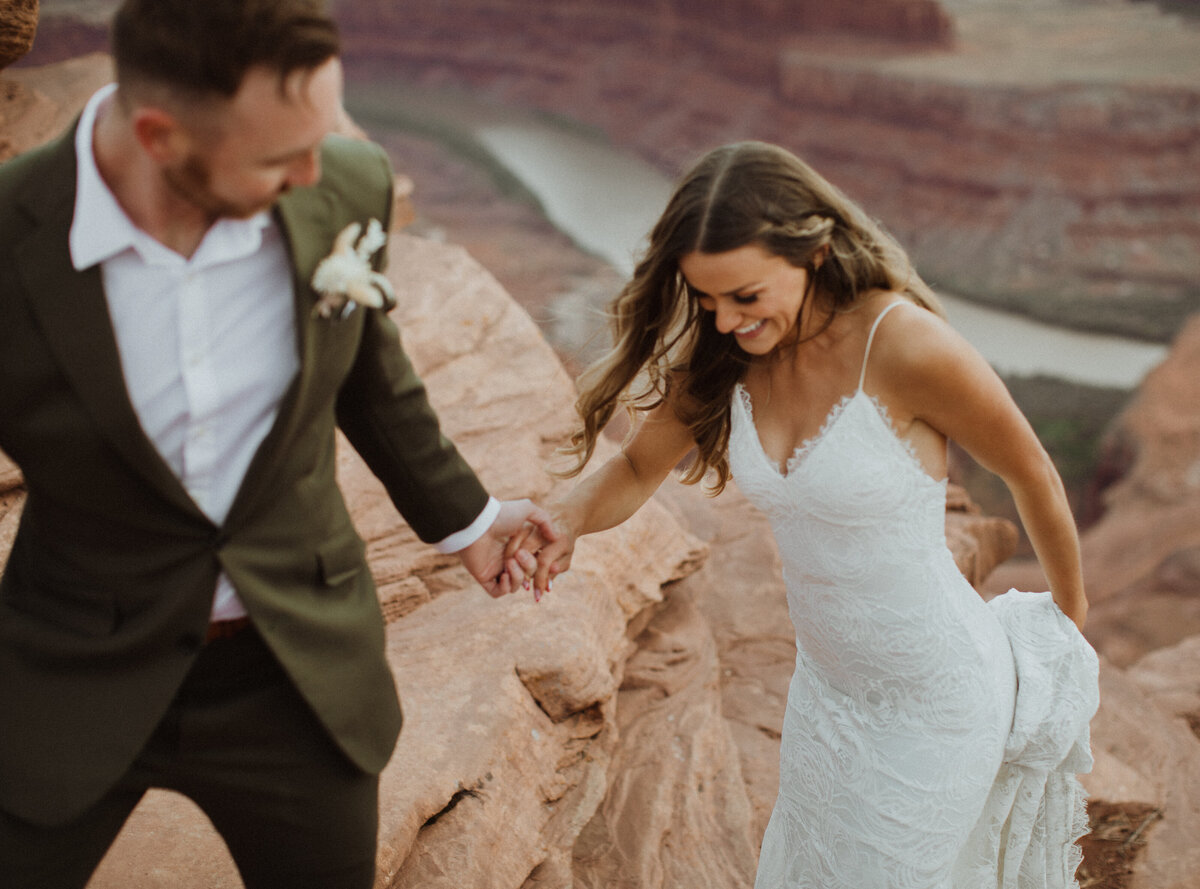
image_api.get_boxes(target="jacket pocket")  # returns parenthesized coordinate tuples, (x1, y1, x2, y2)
(316, 535, 365, 588)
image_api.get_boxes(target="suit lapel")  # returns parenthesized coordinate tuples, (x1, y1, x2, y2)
(14, 131, 207, 520)
(221, 185, 338, 525)
(275, 183, 336, 395)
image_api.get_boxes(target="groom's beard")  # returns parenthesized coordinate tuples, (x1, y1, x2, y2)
(163, 154, 285, 222)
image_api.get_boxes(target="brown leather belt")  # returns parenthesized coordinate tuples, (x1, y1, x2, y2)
(204, 616, 253, 643)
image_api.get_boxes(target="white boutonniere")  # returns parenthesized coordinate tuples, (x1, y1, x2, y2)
(310, 219, 397, 320)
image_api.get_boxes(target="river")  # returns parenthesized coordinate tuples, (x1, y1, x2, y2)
(346, 81, 1168, 391)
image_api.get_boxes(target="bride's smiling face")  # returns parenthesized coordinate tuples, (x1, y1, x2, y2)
(680, 243, 813, 356)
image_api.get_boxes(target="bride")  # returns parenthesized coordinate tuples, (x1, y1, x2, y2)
(508, 141, 1098, 888)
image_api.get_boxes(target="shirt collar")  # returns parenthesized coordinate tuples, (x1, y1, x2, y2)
(69, 83, 272, 272)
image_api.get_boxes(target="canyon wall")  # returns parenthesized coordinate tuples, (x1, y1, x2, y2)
(333, 0, 1200, 341)
(0, 0, 38, 69)
(19, 1, 1199, 338)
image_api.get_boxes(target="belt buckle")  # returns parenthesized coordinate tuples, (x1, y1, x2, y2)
(204, 616, 252, 644)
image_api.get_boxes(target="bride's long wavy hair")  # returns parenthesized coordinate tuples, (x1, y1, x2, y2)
(559, 141, 943, 493)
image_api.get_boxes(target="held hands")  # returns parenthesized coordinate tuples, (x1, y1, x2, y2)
(457, 499, 560, 599)
(503, 507, 577, 601)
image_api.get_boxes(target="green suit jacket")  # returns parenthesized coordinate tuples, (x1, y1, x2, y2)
(0, 127, 490, 826)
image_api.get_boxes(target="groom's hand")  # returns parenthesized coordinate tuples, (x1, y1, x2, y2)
(458, 499, 556, 599)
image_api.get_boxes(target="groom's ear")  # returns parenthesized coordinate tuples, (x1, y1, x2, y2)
(131, 107, 188, 165)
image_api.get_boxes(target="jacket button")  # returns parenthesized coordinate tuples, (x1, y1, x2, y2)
(179, 631, 203, 651)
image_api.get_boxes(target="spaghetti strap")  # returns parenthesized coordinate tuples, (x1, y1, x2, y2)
(857, 301, 909, 392)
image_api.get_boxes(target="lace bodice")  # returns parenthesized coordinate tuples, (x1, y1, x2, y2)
(731, 382, 948, 588)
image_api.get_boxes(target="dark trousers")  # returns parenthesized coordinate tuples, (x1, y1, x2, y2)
(0, 627, 380, 889)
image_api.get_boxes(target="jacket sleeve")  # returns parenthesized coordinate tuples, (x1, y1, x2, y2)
(335, 307, 491, 543)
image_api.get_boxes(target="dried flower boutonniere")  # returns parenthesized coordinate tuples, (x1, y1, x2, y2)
(310, 219, 397, 320)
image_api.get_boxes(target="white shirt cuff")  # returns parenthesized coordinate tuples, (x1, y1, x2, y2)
(432, 496, 500, 554)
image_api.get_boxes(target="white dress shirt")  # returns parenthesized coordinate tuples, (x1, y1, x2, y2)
(69, 84, 496, 622)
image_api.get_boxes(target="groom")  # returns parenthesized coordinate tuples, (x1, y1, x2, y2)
(0, 0, 547, 886)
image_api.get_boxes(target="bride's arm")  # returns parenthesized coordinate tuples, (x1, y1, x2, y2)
(515, 399, 697, 594)
(874, 307, 1088, 630)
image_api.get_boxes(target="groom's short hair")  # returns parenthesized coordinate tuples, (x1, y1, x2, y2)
(111, 0, 340, 102)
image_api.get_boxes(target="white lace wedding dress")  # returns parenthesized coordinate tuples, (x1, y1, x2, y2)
(730, 302, 1099, 889)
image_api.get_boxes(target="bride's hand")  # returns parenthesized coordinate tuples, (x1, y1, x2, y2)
(505, 510, 576, 600)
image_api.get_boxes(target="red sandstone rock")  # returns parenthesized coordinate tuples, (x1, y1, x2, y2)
(1, 52, 112, 161)
(0, 450, 20, 496)
(339, 0, 951, 52)
(572, 582, 760, 889)
(0, 0, 38, 70)
(1086, 643, 1200, 889)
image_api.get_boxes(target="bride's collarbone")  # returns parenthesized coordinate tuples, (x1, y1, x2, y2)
(740, 369, 857, 464)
